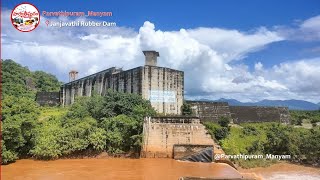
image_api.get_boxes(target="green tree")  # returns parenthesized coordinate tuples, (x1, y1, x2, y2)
(296, 117, 303, 126)
(1, 96, 40, 164)
(204, 122, 229, 141)
(300, 127, 320, 163)
(102, 90, 155, 118)
(242, 126, 258, 136)
(1, 140, 18, 164)
(1, 60, 35, 98)
(2, 59, 62, 99)
(31, 116, 107, 159)
(30, 117, 63, 159)
(181, 101, 193, 115)
(33, 71, 62, 92)
(264, 124, 302, 157)
(2, 96, 40, 120)
(218, 116, 230, 127)
(88, 128, 107, 151)
(66, 96, 91, 119)
(68, 90, 156, 122)
(100, 115, 139, 153)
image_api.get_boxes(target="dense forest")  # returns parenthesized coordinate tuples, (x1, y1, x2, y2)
(1, 59, 61, 163)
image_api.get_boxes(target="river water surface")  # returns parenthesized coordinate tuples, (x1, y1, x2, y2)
(239, 162, 320, 180)
(2, 159, 320, 180)
(2, 159, 242, 180)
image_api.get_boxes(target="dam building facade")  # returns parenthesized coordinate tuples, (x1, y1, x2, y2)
(60, 51, 184, 115)
(37, 50, 289, 124)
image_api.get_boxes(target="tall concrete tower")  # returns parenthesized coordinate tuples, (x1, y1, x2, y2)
(143, 50, 159, 66)
(69, 70, 78, 82)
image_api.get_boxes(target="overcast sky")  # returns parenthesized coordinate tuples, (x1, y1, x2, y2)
(2, 0, 320, 103)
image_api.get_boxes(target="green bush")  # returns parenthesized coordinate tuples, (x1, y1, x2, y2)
(102, 90, 156, 118)
(88, 128, 107, 151)
(1, 97, 40, 164)
(2, 59, 62, 99)
(30, 117, 63, 159)
(242, 126, 258, 136)
(33, 71, 61, 92)
(67, 90, 156, 122)
(31, 116, 108, 159)
(300, 127, 320, 163)
(204, 122, 229, 141)
(290, 110, 320, 126)
(264, 124, 302, 157)
(218, 116, 230, 127)
(217, 122, 320, 167)
(1, 141, 18, 164)
(181, 101, 193, 115)
(100, 115, 139, 153)
(29, 90, 156, 159)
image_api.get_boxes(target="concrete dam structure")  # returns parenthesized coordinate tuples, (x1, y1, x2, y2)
(141, 117, 215, 159)
(229, 106, 290, 124)
(187, 101, 290, 124)
(60, 51, 184, 115)
(187, 101, 231, 122)
(36, 50, 290, 124)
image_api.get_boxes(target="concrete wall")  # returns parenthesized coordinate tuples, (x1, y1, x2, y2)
(61, 65, 184, 115)
(186, 101, 290, 124)
(187, 101, 231, 122)
(141, 116, 214, 158)
(61, 67, 142, 105)
(61, 67, 118, 105)
(229, 106, 290, 124)
(36, 92, 60, 106)
(142, 66, 184, 115)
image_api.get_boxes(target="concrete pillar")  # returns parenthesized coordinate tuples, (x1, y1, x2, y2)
(71, 86, 75, 104)
(65, 86, 71, 105)
(88, 79, 92, 96)
(80, 80, 84, 96)
(99, 75, 104, 95)
(85, 79, 92, 96)
(143, 50, 159, 66)
(61, 86, 65, 107)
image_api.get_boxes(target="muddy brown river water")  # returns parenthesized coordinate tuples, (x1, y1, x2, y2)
(1, 159, 241, 180)
(240, 162, 320, 180)
(1, 159, 320, 180)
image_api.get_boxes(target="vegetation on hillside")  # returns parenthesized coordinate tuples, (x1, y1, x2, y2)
(1, 59, 62, 99)
(1, 60, 157, 164)
(205, 117, 320, 168)
(2, 90, 156, 164)
(290, 110, 320, 127)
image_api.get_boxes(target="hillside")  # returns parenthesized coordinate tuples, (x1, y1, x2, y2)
(1, 59, 62, 99)
(257, 99, 319, 110)
(200, 98, 320, 111)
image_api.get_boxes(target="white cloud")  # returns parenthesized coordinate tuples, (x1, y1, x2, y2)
(2, 9, 320, 103)
(276, 15, 320, 41)
(301, 15, 320, 31)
